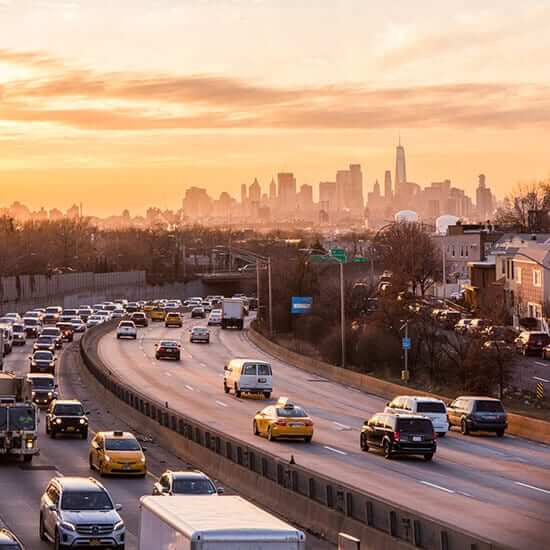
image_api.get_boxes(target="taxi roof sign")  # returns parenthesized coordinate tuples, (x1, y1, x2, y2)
(276, 397, 295, 409)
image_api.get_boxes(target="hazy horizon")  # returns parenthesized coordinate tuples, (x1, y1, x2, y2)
(1, 1, 550, 216)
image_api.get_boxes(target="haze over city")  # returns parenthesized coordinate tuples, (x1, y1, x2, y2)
(1, 0, 550, 215)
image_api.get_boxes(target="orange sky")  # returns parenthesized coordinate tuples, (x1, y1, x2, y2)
(1, 1, 549, 215)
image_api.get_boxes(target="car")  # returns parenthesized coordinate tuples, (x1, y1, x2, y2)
(384, 395, 449, 436)
(201, 300, 212, 313)
(96, 310, 112, 322)
(46, 399, 89, 439)
(143, 302, 156, 314)
(4, 312, 21, 323)
(89, 430, 147, 477)
(70, 316, 86, 333)
(191, 306, 205, 319)
(155, 340, 181, 361)
(454, 319, 472, 334)
(130, 312, 148, 327)
(77, 308, 93, 322)
(27, 373, 58, 407)
(39, 476, 125, 548)
(150, 307, 166, 322)
(152, 470, 223, 496)
(116, 320, 137, 340)
(23, 317, 42, 338)
(29, 350, 56, 374)
(190, 326, 210, 344)
(11, 322, 26, 346)
(447, 396, 507, 436)
(62, 308, 78, 318)
(125, 302, 140, 314)
(482, 325, 518, 343)
(25, 310, 43, 320)
(111, 308, 126, 319)
(86, 315, 104, 327)
(224, 358, 272, 398)
(360, 413, 436, 460)
(468, 319, 490, 334)
(253, 398, 313, 442)
(164, 301, 181, 311)
(56, 322, 74, 342)
(41, 327, 63, 349)
(0, 316, 16, 326)
(0, 325, 13, 354)
(515, 331, 550, 356)
(165, 312, 183, 328)
(33, 336, 56, 353)
(0, 528, 26, 549)
(208, 310, 222, 325)
(437, 310, 461, 329)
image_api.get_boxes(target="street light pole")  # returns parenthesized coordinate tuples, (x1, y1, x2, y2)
(268, 257, 273, 338)
(339, 260, 346, 368)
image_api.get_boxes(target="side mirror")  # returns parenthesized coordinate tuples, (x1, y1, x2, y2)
(115, 504, 123, 511)
(48, 504, 56, 512)
(217, 487, 225, 495)
(142, 447, 148, 452)
(223, 366, 228, 371)
(385, 402, 390, 407)
(55, 384, 58, 389)
(85, 411, 91, 415)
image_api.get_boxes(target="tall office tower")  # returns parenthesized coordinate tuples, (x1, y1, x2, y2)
(336, 169, 351, 211)
(240, 183, 248, 204)
(277, 172, 297, 213)
(182, 187, 212, 219)
(319, 181, 337, 212)
(249, 178, 261, 203)
(384, 170, 393, 199)
(349, 164, 364, 212)
(475, 174, 494, 221)
(395, 138, 407, 195)
(298, 184, 313, 211)
(269, 178, 277, 200)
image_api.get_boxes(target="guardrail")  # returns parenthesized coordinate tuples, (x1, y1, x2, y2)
(80, 323, 512, 550)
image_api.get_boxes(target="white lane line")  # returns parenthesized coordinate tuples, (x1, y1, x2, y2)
(184, 384, 194, 391)
(323, 445, 348, 456)
(333, 421, 351, 430)
(515, 482, 550, 495)
(457, 491, 472, 497)
(533, 376, 550, 383)
(420, 481, 455, 494)
(535, 362, 547, 367)
(200, 362, 207, 367)
(164, 372, 172, 377)
(215, 400, 228, 408)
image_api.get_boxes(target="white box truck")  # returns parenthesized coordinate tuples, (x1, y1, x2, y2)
(139, 495, 306, 550)
(221, 298, 245, 330)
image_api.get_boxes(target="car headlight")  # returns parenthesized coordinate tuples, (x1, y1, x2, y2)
(60, 521, 76, 532)
(114, 520, 125, 531)
(32, 391, 36, 397)
(26, 438, 34, 449)
(140, 455, 146, 463)
(79, 418, 86, 425)
(55, 418, 62, 424)
(48, 391, 53, 397)
(104, 455, 111, 462)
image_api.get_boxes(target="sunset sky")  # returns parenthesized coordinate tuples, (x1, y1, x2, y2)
(1, 0, 549, 215)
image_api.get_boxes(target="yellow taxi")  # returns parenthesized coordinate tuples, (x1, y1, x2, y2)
(253, 398, 313, 442)
(89, 431, 147, 477)
(143, 302, 156, 314)
(165, 312, 183, 328)
(150, 306, 167, 322)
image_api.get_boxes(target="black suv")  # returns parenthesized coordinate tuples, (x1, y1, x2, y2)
(447, 396, 507, 436)
(46, 399, 89, 439)
(360, 413, 436, 461)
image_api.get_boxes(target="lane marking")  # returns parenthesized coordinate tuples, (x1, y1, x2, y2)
(215, 400, 228, 408)
(420, 481, 455, 494)
(164, 372, 172, 377)
(533, 376, 550, 383)
(535, 362, 547, 367)
(184, 385, 194, 391)
(457, 491, 472, 497)
(323, 445, 348, 456)
(515, 482, 550, 495)
(333, 421, 351, 430)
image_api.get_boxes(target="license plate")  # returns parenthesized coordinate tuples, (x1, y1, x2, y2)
(258, 378, 266, 383)
(290, 423, 303, 427)
(413, 436, 422, 442)
(123, 464, 130, 470)
(67, 426, 75, 432)
(90, 539, 101, 546)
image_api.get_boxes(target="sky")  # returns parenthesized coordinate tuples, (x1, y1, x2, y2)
(1, 0, 550, 215)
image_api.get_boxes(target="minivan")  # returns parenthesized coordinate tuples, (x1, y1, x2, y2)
(224, 359, 272, 398)
(384, 395, 449, 436)
(447, 396, 507, 436)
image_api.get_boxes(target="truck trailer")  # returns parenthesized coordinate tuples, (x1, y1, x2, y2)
(221, 298, 245, 330)
(139, 495, 306, 550)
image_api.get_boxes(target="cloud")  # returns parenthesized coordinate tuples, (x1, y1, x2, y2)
(2, 48, 550, 131)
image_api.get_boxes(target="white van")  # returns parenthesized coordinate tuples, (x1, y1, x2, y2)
(223, 359, 272, 398)
(384, 395, 449, 436)
(0, 324, 14, 355)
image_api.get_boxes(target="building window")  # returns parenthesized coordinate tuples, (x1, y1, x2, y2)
(501, 259, 506, 275)
(516, 266, 522, 284)
(451, 245, 455, 257)
(533, 269, 542, 287)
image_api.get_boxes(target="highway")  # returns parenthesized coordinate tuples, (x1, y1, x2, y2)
(0, 336, 333, 549)
(96, 313, 550, 550)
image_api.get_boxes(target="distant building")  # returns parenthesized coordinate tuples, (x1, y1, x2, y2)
(269, 178, 277, 201)
(395, 139, 407, 194)
(277, 172, 296, 213)
(319, 181, 337, 212)
(249, 178, 261, 203)
(475, 174, 495, 221)
(384, 170, 392, 200)
(349, 164, 364, 214)
(182, 187, 212, 219)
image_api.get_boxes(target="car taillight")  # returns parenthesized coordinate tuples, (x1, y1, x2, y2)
(275, 419, 287, 426)
(304, 420, 313, 426)
(393, 431, 400, 441)
(433, 431, 437, 440)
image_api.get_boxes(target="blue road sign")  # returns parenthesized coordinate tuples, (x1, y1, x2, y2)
(402, 337, 411, 350)
(291, 296, 313, 314)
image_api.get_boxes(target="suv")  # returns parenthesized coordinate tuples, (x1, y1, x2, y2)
(130, 312, 148, 327)
(384, 395, 449, 436)
(360, 413, 436, 460)
(515, 331, 550, 356)
(447, 396, 507, 436)
(152, 470, 223, 496)
(39, 477, 125, 549)
(27, 373, 58, 407)
(0, 528, 26, 549)
(116, 321, 137, 340)
(46, 400, 89, 439)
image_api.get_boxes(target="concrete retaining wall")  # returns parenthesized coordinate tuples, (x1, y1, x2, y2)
(248, 328, 550, 445)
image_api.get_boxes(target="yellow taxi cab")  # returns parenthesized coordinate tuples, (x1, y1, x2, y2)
(89, 431, 147, 477)
(150, 306, 167, 322)
(143, 302, 156, 314)
(165, 312, 183, 328)
(253, 397, 313, 442)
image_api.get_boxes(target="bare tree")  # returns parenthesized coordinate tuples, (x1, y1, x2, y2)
(494, 181, 550, 229)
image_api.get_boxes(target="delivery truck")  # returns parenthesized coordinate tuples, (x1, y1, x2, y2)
(139, 495, 306, 550)
(221, 298, 245, 330)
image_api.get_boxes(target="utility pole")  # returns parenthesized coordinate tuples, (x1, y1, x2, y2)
(256, 260, 261, 322)
(442, 241, 447, 299)
(268, 257, 273, 337)
(339, 261, 346, 368)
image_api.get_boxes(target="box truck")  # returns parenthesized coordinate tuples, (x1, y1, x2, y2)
(221, 298, 245, 330)
(139, 495, 306, 550)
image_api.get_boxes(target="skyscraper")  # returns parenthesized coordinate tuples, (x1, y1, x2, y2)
(336, 169, 351, 211)
(349, 164, 364, 212)
(319, 181, 337, 211)
(269, 178, 277, 200)
(240, 183, 248, 204)
(395, 137, 407, 195)
(249, 178, 261, 203)
(475, 174, 494, 221)
(384, 170, 392, 199)
(277, 172, 297, 213)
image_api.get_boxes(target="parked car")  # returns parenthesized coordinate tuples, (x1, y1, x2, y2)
(454, 318, 473, 334)
(116, 320, 137, 340)
(447, 396, 507, 436)
(515, 331, 550, 356)
(384, 395, 449, 436)
(438, 310, 462, 329)
(360, 413, 436, 460)
(468, 319, 490, 334)
(152, 470, 222, 496)
(155, 340, 181, 361)
(482, 325, 518, 343)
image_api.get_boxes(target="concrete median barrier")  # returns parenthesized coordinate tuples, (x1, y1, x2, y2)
(76, 322, 514, 550)
(247, 327, 550, 445)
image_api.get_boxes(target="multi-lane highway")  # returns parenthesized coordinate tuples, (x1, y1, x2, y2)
(0, 334, 333, 549)
(97, 313, 550, 550)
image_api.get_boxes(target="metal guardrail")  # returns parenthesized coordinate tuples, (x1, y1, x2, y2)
(80, 324, 511, 550)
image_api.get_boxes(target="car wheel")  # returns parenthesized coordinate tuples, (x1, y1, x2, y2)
(50, 429, 56, 439)
(234, 384, 241, 398)
(23, 454, 33, 463)
(267, 427, 276, 441)
(54, 528, 68, 550)
(424, 453, 434, 461)
(81, 429, 88, 440)
(496, 429, 505, 437)
(223, 383, 230, 394)
(45, 422, 50, 435)
(383, 439, 392, 459)
(460, 419, 469, 435)
(89, 454, 95, 470)
(304, 435, 312, 443)
(437, 432, 446, 438)
(360, 433, 369, 452)
(253, 420, 259, 436)
(39, 513, 47, 541)
(263, 391, 271, 399)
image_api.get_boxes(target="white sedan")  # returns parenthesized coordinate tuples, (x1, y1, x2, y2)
(116, 320, 137, 339)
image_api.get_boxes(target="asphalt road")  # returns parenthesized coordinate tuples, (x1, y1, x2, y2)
(0, 335, 334, 549)
(96, 314, 550, 550)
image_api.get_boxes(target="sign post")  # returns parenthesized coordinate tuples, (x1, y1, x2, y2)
(291, 297, 313, 315)
(536, 382, 544, 401)
(401, 323, 410, 382)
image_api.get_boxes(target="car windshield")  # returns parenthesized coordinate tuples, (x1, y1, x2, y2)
(45, 308, 59, 314)
(30, 378, 54, 389)
(416, 402, 446, 413)
(173, 479, 216, 494)
(529, 334, 550, 344)
(104, 438, 141, 451)
(475, 400, 504, 413)
(24, 319, 40, 326)
(12, 325, 24, 333)
(133, 313, 145, 318)
(42, 329, 59, 336)
(8, 405, 36, 430)
(54, 404, 84, 416)
(37, 337, 53, 344)
(61, 491, 112, 511)
(193, 328, 207, 334)
(119, 322, 133, 327)
(396, 418, 432, 434)
(34, 352, 53, 361)
(276, 407, 308, 418)
(160, 341, 178, 348)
